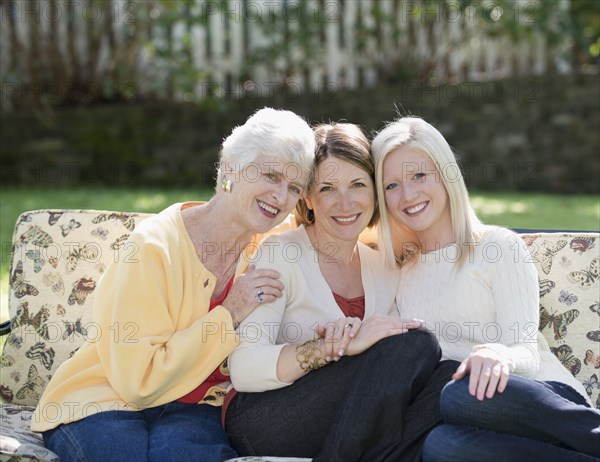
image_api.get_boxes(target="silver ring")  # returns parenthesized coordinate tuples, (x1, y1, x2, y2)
(345, 323, 353, 329)
(257, 288, 264, 296)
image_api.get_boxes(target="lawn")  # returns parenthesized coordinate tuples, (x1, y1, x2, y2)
(1, 186, 599, 323)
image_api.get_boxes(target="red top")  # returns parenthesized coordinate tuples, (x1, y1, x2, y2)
(332, 292, 365, 320)
(177, 277, 235, 404)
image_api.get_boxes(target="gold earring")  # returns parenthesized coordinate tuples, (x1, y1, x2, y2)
(222, 179, 233, 193)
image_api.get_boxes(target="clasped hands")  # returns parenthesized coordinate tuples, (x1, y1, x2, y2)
(314, 314, 422, 362)
(316, 317, 511, 401)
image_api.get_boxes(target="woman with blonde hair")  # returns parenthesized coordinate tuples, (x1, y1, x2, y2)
(372, 116, 600, 462)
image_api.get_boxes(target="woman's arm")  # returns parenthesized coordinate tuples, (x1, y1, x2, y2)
(229, 235, 360, 391)
(228, 235, 310, 392)
(454, 229, 540, 399)
(94, 231, 240, 408)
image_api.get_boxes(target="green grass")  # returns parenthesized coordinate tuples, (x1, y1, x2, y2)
(1, 186, 599, 323)
(471, 191, 600, 231)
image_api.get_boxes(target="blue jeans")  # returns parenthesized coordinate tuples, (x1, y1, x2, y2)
(43, 402, 237, 462)
(423, 375, 600, 462)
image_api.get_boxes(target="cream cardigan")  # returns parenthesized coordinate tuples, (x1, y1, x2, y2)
(32, 203, 243, 432)
(229, 225, 400, 393)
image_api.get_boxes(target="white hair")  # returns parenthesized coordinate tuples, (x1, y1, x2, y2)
(372, 117, 483, 268)
(217, 107, 315, 187)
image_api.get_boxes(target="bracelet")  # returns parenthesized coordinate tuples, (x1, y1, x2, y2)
(296, 338, 328, 372)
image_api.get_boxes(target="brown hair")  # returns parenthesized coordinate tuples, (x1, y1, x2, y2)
(295, 123, 379, 228)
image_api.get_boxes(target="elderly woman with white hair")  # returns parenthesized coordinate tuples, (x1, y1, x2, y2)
(32, 108, 316, 462)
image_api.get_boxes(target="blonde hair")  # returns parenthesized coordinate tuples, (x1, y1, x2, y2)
(371, 117, 483, 268)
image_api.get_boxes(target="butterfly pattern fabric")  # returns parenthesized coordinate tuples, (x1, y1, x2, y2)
(66, 243, 100, 273)
(570, 237, 596, 254)
(47, 211, 64, 226)
(588, 331, 600, 342)
(68, 277, 97, 305)
(3, 213, 599, 429)
(42, 271, 65, 296)
(568, 256, 599, 290)
(550, 344, 581, 376)
(91, 226, 109, 240)
(10, 261, 39, 299)
(25, 250, 46, 273)
(25, 342, 56, 371)
(18, 225, 54, 248)
(521, 233, 600, 411)
(532, 239, 567, 275)
(3, 209, 147, 407)
(15, 365, 46, 402)
(539, 305, 579, 341)
(62, 318, 88, 340)
(584, 350, 600, 369)
(539, 279, 555, 297)
(583, 374, 600, 397)
(11, 302, 50, 340)
(60, 219, 82, 237)
(92, 212, 136, 231)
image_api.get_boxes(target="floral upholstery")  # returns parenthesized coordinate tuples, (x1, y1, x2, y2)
(0, 210, 150, 462)
(0, 210, 598, 462)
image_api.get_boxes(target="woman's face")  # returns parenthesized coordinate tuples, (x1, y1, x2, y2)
(305, 156, 375, 243)
(227, 155, 309, 234)
(382, 147, 452, 246)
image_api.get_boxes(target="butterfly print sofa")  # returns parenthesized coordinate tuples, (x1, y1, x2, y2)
(0, 209, 598, 462)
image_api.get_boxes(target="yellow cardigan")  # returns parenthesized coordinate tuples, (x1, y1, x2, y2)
(32, 203, 248, 432)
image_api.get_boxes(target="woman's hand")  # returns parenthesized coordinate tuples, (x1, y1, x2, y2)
(452, 345, 510, 400)
(222, 264, 284, 327)
(315, 316, 362, 362)
(344, 315, 421, 357)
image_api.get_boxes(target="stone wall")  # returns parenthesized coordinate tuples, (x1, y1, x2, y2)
(1, 74, 598, 193)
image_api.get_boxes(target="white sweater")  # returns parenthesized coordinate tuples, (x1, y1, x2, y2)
(229, 225, 400, 392)
(396, 226, 590, 404)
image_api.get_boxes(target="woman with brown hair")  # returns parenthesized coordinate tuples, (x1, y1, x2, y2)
(225, 123, 452, 461)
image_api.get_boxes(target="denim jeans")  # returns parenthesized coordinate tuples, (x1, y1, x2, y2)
(225, 329, 450, 462)
(423, 375, 600, 462)
(43, 402, 237, 462)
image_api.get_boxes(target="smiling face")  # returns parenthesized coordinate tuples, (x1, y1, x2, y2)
(225, 155, 309, 234)
(304, 156, 375, 243)
(382, 147, 454, 249)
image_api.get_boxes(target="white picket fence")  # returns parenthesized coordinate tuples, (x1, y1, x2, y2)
(0, 0, 570, 104)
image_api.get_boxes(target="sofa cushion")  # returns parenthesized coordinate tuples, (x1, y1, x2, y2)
(0, 212, 597, 462)
(522, 233, 600, 408)
(0, 210, 150, 407)
(0, 404, 59, 462)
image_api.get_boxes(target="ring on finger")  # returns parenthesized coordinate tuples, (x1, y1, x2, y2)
(257, 294, 264, 304)
(345, 323, 353, 329)
(257, 287, 264, 296)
